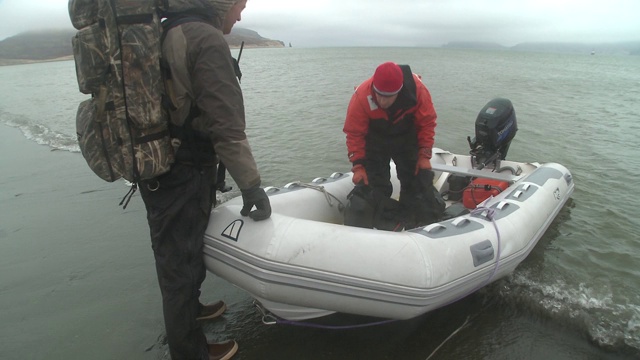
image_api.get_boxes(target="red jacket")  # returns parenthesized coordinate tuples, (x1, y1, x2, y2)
(343, 73, 437, 164)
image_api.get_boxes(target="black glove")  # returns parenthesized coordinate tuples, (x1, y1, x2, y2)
(417, 169, 435, 189)
(240, 185, 271, 221)
(414, 169, 445, 226)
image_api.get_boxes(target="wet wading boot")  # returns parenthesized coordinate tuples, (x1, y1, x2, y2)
(208, 340, 238, 360)
(197, 301, 227, 321)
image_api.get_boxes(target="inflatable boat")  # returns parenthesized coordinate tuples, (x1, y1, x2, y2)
(202, 99, 575, 321)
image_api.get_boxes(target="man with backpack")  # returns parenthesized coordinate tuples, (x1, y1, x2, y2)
(139, 1, 270, 359)
(69, 0, 269, 357)
(343, 62, 443, 230)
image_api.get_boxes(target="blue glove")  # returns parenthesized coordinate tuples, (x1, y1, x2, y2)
(240, 185, 271, 221)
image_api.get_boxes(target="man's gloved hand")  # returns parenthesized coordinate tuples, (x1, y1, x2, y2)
(351, 164, 369, 185)
(415, 147, 432, 174)
(416, 168, 435, 189)
(240, 185, 271, 221)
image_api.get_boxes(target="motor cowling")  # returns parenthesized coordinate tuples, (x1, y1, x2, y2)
(468, 98, 518, 169)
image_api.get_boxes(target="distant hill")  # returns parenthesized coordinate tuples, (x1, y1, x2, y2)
(512, 41, 640, 55)
(0, 30, 73, 61)
(225, 28, 285, 48)
(0, 27, 283, 64)
(442, 41, 507, 51)
(442, 40, 640, 55)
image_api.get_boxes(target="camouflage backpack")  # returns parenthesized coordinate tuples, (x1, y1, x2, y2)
(69, 0, 215, 185)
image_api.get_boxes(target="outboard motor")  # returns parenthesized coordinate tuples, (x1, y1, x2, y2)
(467, 98, 518, 169)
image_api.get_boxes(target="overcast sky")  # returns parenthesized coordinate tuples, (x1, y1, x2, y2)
(1, 0, 639, 46)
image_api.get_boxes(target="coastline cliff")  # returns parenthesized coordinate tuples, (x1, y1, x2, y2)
(0, 27, 284, 66)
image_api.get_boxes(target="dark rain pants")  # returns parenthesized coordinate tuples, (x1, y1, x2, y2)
(140, 163, 216, 360)
(365, 119, 421, 213)
(364, 118, 442, 228)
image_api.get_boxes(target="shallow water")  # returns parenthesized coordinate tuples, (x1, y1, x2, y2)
(1, 47, 639, 359)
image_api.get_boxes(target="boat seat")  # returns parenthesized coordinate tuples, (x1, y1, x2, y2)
(431, 163, 519, 182)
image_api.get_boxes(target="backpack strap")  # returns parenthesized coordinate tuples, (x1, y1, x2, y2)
(160, 15, 216, 170)
(161, 13, 212, 42)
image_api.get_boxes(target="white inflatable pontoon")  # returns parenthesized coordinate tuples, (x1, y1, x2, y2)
(203, 148, 574, 321)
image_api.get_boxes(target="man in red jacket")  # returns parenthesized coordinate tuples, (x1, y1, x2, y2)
(343, 61, 441, 229)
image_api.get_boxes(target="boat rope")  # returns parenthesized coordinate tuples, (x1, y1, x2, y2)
(470, 206, 503, 288)
(290, 182, 346, 212)
(425, 315, 471, 360)
(421, 207, 501, 359)
(253, 300, 395, 329)
(437, 205, 503, 310)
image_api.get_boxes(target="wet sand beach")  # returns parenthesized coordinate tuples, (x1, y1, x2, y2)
(0, 125, 166, 359)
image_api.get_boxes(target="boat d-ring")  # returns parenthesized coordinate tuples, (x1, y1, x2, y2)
(146, 179, 160, 192)
(253, 300, 278, 325)
(261, 314, 278, 325)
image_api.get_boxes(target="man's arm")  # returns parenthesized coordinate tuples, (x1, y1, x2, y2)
(343, 89, 370, 165)
(413, 76, 437, 157)
(187, 23, 261, 190)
